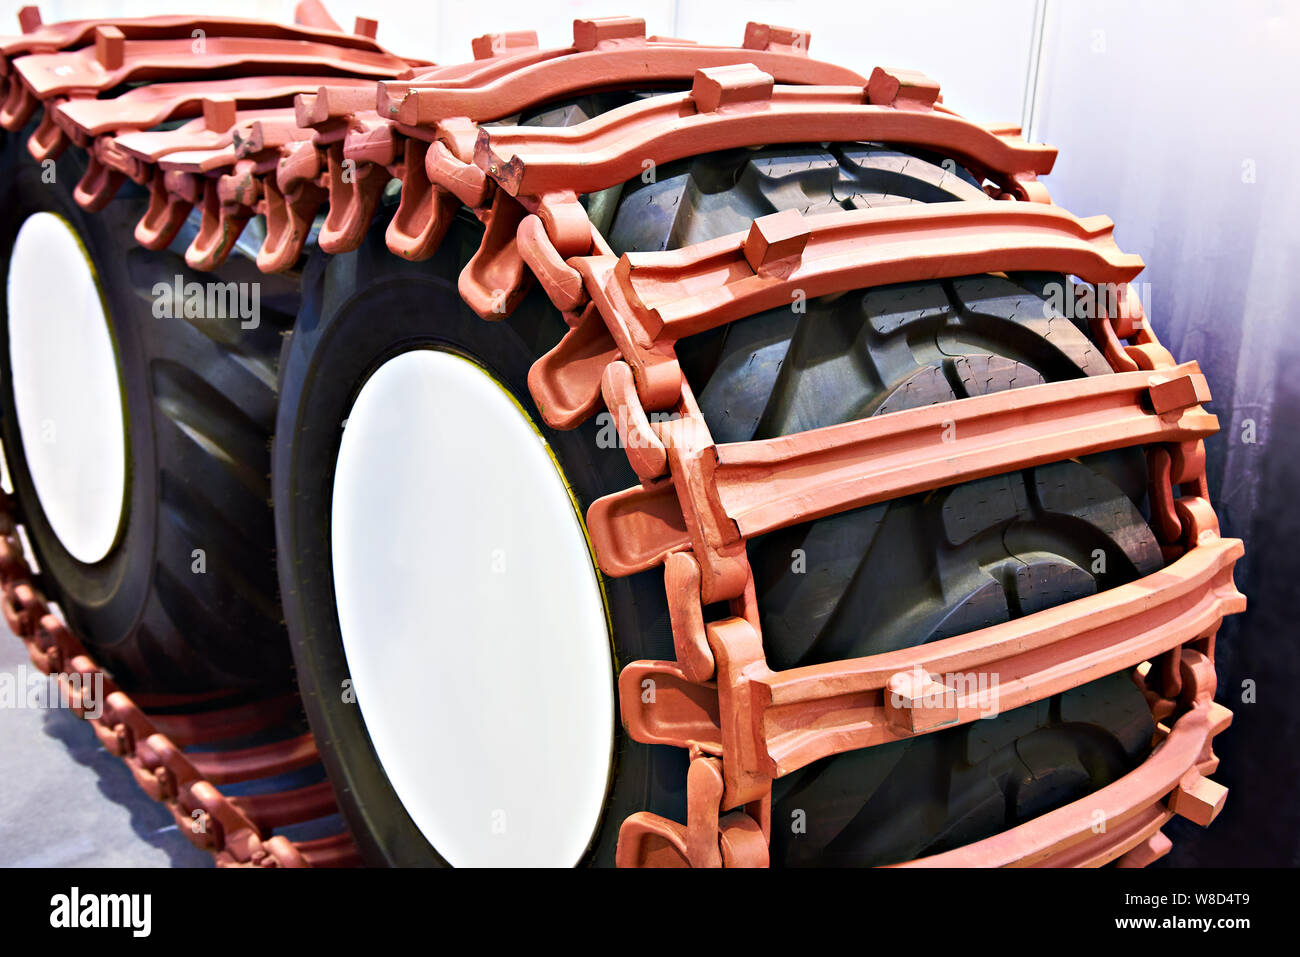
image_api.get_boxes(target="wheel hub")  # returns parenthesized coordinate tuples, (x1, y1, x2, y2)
(330, 349, 615, 867)
(5, 212, 128, 565)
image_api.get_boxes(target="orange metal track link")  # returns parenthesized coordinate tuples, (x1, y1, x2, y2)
(0, 2, 1246, 868)
(618, 537, 1243, 801)
(528, 201, 1142, 427)
(479, 66, 1054, 202)
(587, 364, 1219, 580)
(896, 648, 1233, 868)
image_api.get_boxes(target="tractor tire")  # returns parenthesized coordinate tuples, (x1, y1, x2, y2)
(273, 214, 688, 867)
(276, 141, 1162, 866)
(0, 128, 294, 694)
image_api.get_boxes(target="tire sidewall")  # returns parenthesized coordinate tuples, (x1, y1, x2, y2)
(0, 138, 158, 656)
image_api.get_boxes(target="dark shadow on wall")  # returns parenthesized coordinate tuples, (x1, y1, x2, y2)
(1154, 325, 1300, 868)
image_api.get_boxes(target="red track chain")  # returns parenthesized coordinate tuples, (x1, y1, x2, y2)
(0, 493, 358, 867)
(0, 2, 1245, 867)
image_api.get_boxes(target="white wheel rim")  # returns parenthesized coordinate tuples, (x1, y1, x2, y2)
(6, 212, 127, 564)
(330, 349, 615, 867)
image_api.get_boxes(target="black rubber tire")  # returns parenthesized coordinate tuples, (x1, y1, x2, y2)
(273, 90, 695, 867)
(607, 144, 1161, 864)
(272, 213, 687, 867)
(281, 139, 1162, 865)
(0, 130, 293, 694)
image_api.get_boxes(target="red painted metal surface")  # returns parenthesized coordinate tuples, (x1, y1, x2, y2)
(56, 76, 376, 139)
(0, 9, 395, 61)
(587, 365, 1217, 588)
(896, 648, 1231, 867)
(618, 538, 1242, 798)
(0, 2, 1245, 869)
(479, 64, 1055, 201)
(530, 202, 1144, 425)
(378, 20, 864, 126)
(13, 34, 413, 102)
